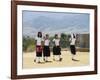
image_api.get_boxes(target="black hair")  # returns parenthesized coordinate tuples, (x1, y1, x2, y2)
(73, 34, 75, 38)
(37, 32, 42, 38)
(46, 34, 49, 37)
(55, 34, 58, 38)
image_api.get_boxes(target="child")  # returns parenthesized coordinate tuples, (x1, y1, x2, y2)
(53, 34, 62, 61)
(34, 32, 43, 63)
(43, 34, 50, 62)
(69, 33, 79, 61)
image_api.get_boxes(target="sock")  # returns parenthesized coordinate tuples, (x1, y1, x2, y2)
(72, 55, 75, 59)
(38, 57, 40, 62)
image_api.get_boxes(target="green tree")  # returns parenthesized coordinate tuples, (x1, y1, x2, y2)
(60, 33, 70, 48)
(23, 36, 35, 52)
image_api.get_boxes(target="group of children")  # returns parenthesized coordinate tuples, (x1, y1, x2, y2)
(34, 32, 77, 63)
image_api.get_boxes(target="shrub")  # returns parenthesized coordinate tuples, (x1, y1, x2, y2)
(26, 45, 35, 52)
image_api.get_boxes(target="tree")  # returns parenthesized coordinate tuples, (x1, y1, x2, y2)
(60, 33, 70, 48)
(23, 36, 36, 52)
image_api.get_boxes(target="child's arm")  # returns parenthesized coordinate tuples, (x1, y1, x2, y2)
(52, 39, 55, 46)
(69, 38, 72, 43)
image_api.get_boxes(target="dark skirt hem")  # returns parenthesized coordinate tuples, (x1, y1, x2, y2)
(53, 46, 61, 55)
(43, 46, 50, 57)
(70, 45, 76, 55)
(36, 46, 42, 57)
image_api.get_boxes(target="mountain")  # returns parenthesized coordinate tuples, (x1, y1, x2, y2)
(23, 13, 89, 38)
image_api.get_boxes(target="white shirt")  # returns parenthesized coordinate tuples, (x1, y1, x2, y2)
(70, 38, 76, 45)
(35, 37, 43, 46)
(44, 39, 50, 46)
(53, 39, 60, 46)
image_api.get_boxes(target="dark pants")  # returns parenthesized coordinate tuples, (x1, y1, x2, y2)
(53, 46, 61, 55)
(43, 46, 50, 57)
(70, 45, 76, 55)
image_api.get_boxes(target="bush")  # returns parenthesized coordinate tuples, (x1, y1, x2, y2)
(26, 45, 35, 52)
(23, 36, 35, 52)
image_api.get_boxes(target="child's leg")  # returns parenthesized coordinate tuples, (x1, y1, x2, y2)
(58, 47, 62, 61)
(53, 55, 55, 61)
(72, 53, 79, 61)
(71, 46, 78, 60)
(72, 54, 75, 59)
(34, 56, 41, 63)
(58, 55, 61, 59)
(45, 57, 48, 62)
(34, 57, 37, 62)
(37, 57, 41, 63)
(34, 58, 36, 62)
(43, 57, 46, 61)
(46, 57, 49, 61)
(34, 57, 39, 63)
(58, 55, 62, 61)
(43, 56, 45, 61)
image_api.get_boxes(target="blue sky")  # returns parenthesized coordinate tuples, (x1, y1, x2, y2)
(22, 10, 90, 37)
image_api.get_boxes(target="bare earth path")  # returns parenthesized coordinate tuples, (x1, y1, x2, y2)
(23, 51, 89, 69)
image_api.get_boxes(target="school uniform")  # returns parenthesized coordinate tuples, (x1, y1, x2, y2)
(70, 37, 76, 55)
(35, 37, 43, 57)
(53, 39, 61, 55)
(43, 39, 50, 57)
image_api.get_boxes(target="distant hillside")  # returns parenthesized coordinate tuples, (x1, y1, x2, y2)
(22, 11, 89, 38)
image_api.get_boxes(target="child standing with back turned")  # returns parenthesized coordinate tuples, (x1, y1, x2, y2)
(43, 34, 50, 62)
(53, 34, 62, 61)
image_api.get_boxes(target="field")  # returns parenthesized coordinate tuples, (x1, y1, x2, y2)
(23, 50, 89, 69)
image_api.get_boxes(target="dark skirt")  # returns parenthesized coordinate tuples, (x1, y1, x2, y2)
(53, 46, 61, 55)
(36, 46, 42, 57)
(70, 45, 76, 55)
(43, 46, 50, 57)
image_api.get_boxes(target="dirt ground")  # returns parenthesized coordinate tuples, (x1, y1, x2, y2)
(23, 51, 89, 69)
